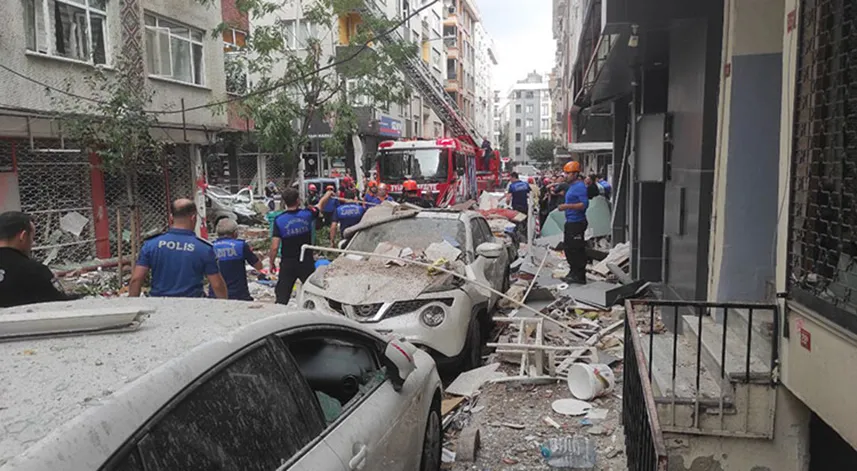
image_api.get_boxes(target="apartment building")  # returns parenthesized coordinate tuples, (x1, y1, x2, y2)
(472, 22, 497, 141)
(505, 72, 552, 163)
(417, 0, 448, 139)
(442, 0, 479, 126)
(552, 0, 857, 468)
(551, 0, 585, 146)
(0, 0, 227, 266)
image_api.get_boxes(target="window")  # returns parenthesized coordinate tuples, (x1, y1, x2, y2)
(515, 132, 521, 142)
(515, 104, 521, 113)
(526, 104, 534, 113)
(223, 29, 248, 95)
(526, 133, 534, 142)
(541, 103, 550, 116)
(470, 219, 493, 248)
(515, 147, 521, 156)
(136, 344, 324, 470)
(222, 29, 246, 52)
(24, 0, 108, 65)
(145, 14, 205, 85)
(526, 118, 534, 128)
(541, 118, 550, 129)
(515, 118, 521, 126)
(515, 91, 521, 99)
(285, 332, 385, 423)
(526, 91, 534, 99)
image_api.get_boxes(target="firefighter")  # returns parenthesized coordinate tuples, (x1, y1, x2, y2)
(306, 183, 320, 207)
(364, 180, 381, 205)
(377, 183, 395, 202)
(557, 161, 589, 284)
(399, 180, 434, 208)
(321, 184, 339, 226)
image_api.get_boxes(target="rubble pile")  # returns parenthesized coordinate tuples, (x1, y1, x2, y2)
(440, 240, 644, 470)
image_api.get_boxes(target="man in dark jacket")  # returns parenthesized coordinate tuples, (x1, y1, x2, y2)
(0, 211, 79, 307)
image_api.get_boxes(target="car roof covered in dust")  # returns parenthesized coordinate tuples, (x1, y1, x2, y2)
(0, 298, 361, 469)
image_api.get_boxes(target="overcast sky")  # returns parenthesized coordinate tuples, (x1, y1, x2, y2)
(477, 0, 554, 95)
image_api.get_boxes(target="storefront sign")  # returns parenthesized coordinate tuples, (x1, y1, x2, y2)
(378, 116, 402, 138)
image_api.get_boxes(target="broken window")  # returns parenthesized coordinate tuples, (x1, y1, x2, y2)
(470, 219, 492, 248)
(284, 333, 385, 424)
(23, 0, 108, 64)
(135, 343, 324, 470)
(144, 14, 205, 85)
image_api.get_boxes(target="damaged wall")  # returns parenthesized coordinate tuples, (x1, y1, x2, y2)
(665, 387, 810, 471)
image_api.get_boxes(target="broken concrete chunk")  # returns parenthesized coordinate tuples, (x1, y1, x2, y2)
(445, 363, 506, 397)
(456, 426, 481, 462)
(425, 240, 462, 262)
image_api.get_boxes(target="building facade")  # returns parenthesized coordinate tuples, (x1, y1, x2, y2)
(443, 0, 480, 127)
(505, 71, 552, 163)
(0, 0, 229, 268)
(473, 21, 497, 140)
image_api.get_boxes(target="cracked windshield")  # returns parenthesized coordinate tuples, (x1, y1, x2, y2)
(3, 0, 843, 469)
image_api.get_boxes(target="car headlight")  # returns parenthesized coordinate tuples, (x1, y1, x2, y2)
(420, 305, 446, 327)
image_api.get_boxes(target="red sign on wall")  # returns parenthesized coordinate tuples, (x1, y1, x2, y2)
(799, 327, 812, 352)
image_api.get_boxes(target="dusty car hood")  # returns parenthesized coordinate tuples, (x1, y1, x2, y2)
(316, 257, 461, 305)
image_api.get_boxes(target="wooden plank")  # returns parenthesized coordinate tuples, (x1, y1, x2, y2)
(441, 396, 465, 416)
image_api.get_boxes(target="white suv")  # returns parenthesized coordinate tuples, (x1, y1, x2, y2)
(0, 298, 442, 471)
(299, 210, 512, 371)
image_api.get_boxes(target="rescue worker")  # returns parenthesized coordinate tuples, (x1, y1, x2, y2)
(210, 218, 266, 301)
(399, 180, 434, 208)
(265, 178, 280, 211)
(306, 183, 320, 207)
(364, 180, 381, 206)
(557, 161, 589, 284)
(506, 172, 531, 214)
(377, 183, 394, 202)
(481, 138, 493, 169)
(321, 184, 339, 226)
(269, 187, 334, 305)
(331, 189, 367, 247)
(129, 199, 228, 298)
(595, 175, 612, 200)
(0, 211, 80, 307)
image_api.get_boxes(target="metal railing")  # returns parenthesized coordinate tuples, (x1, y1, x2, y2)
(629, 299, 780, 438)
(623, 300, 669, 471)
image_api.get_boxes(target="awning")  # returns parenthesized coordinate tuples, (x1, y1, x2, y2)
(569, 142, 613, 153)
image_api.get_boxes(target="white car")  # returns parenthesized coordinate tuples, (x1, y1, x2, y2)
(299, 210, 512, 371)
(0, 298, 442, 471)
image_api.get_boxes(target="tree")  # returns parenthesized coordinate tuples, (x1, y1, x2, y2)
(215, 0, 418, 179)
(526, 138, 557, 167)
(498, 122, 510, 158)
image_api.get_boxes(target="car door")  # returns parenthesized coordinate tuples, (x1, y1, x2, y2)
(103, 340, 345, 471)
(468, 218, 506, 302)
(280, 327, 424, 471)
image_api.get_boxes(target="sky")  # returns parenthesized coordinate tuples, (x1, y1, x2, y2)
(476, 0, 554, 95)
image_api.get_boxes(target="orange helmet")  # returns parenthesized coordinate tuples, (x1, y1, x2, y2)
(563, 161, 581, 173)
(308, 184, 317, 192)
(403, 180, 418, 192)
(367, 180, 378, 188)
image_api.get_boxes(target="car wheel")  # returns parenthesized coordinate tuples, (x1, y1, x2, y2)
(419, 401, 442, 471)
(460, 313, 483, 372)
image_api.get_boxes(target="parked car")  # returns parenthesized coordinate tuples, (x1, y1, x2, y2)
(200, 184, 260, 228)
(299, 210, 512, 371)
(0, 298, 442, 471)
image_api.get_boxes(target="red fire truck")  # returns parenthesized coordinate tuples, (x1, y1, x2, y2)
(377, 138, 500, 206)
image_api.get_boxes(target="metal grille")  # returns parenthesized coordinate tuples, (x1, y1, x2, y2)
(14, 140, 97, 269)
(265, 154, 289, 190)
(236, 153, 260, 190)
(789, 0, 857, 321)
(623, 301, 669, 471)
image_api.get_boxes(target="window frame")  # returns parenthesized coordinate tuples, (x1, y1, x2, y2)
(101, 337, 326, 471)
(24, 0, 110, 65)
(144, 13, 206, 86)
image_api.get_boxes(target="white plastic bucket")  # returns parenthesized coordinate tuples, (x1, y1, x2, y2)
(567, 363, 615, 400)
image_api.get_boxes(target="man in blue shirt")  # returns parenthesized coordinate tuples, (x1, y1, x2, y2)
(557, 161, 589, 284)
(506, 172, 531, 214)
(364, 180, 382, 206)
(331, 189, 367, 246)
(129, 199, 228, 298)
(321, 184, 339, 226)
(210, 218, 265, 301)
(270, 187, 334, 304)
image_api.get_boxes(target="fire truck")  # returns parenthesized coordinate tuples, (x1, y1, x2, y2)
(377, 138, 500, 206)
(358, 1, 500, 206)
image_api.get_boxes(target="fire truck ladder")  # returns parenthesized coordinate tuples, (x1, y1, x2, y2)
(362, 1, 482, 147)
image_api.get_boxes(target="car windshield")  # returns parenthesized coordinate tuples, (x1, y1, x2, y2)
(348, 217, 466, 253)
(379, 149, 449, 183)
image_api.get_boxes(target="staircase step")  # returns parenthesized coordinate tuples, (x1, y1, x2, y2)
(640, 332, 728, 401)
(723, 307, 775, 367)
(682, 315, 771, 382)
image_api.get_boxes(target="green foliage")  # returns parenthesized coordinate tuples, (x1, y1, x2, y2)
(216, 0, 418, 176)
(526, 138, 558, 165)
(50, 57, 163, 175)
(499, 122, 510, 158)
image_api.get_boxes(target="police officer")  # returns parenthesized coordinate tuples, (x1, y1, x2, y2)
(210, 218, 265, 301)
(269, 187, 334, 305)
(557, 161, 589, 284)
(331, 189, 367, 247)
(129, 199, 228, 298)
(399, 180, 434, 208)
(506, 172, 531, 214)
(0, 211, 79, 307)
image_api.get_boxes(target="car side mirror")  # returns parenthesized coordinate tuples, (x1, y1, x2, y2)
(476, 242, 503, 259)
(382, 338, 418, 392)
(338, 239, 348, 250)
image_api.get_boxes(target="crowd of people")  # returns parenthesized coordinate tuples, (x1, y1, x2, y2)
(504, 162, 612, 286)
